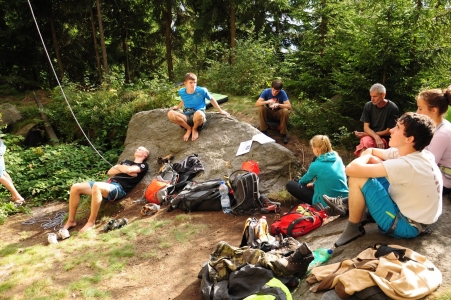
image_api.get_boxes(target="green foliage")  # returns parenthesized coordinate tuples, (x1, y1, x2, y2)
(0, 134, 120, 207)
(45, 76, 176, 146)
(282, 0, 451, 119)
(202, 39, 278, 96)
(289, 98, 358, 151)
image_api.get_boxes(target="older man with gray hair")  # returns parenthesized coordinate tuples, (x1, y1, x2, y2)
(354, 83, 399, 157)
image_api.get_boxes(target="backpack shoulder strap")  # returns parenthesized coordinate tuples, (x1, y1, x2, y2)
(286, 216, 316, 237)
(229, 170, 249, 184)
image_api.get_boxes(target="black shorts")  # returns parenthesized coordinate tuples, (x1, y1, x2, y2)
(183, 109, 206, 128)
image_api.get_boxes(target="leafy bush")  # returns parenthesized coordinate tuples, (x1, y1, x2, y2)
(0, 134, 120, 207)
(45, 77, 177, 147)
(202, 39, 278, 96)
(290, 98, 358, 151)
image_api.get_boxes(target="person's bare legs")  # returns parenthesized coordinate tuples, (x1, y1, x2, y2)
(0, 171, 24, 202)
(64, 182, 92, 230)
(335, 176, 367, 247)
(167, 110, 192, 141)
(79, 182, 111, 233)
(347, 177, 367, 223)
(191, 111, 206, 141)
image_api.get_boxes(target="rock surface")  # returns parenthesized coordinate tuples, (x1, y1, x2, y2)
(121, 109, 300, 194)
(0, 103, 21, 126)
(120, 109, 450, 299)
(292, 197, 451, 299)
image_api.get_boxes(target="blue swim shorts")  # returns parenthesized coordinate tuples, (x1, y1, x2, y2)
(88, 181, 126, 202)
(362, 177, 419, 239)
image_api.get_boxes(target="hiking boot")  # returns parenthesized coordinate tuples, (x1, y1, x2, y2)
(104, 219, 116, 232)
(272, 242, 314, 277)
(312, 202, 325, 211)
(260, 195, 281, 214)
(322, 195, 348, 217)
(116, 218, 128, 229)
(282, 134, 289, 144)
(141, 203, 160, 216)
(324, 206, 339, 217)
(272, 237, 301, 256)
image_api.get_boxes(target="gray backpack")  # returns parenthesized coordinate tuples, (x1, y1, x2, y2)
(229, 170, 262, 214)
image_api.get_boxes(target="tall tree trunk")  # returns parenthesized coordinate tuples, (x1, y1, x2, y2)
(122, 28, 130, 83)
(33, 92, 59, 146)
(165, 0, 173, 80)
(90, 7, 103, 84)
(229, 0, 236, 65)
(96, 0, 109, 75)
(49, 17, 64, 80)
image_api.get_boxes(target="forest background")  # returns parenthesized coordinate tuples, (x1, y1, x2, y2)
(0, 0, 451, 218)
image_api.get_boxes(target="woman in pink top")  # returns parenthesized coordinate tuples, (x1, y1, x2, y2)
(416, 86, 451, 196)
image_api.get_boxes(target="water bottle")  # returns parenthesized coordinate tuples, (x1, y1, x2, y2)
(219, 181, 231, 213)
(308, 248, 333, 270)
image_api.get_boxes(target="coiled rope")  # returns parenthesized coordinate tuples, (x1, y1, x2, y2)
(22, 211, 67, 231)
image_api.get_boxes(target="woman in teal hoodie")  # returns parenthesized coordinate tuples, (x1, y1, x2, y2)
(286, 135, 348, 208)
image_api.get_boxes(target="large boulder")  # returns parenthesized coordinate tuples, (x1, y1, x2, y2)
(120, 109, 300, 194)
(0, 103, 22, 126)
(291, 198, 451, 299)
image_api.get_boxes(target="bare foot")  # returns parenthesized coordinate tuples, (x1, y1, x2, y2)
(191, 129, 199, 141)
(64, 221, 77, 230)
(11, 196, 24, 202)
(183, 129, 192, 141)
(79, 222, 95, 233)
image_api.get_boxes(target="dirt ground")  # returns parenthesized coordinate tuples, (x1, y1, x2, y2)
(0, 105, 319, 299)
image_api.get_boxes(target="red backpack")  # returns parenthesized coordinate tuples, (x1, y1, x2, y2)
(270, 203, 327, 237)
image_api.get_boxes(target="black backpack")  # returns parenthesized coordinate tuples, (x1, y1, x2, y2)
(168, 179, 226, 212)
(229, 170, 263, 214)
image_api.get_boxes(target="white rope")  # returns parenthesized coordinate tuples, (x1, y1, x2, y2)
(27, 0, 114, 168)
(22, 211, 67, 231)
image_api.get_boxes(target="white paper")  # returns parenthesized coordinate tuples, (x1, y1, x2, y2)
(236, 140, 253, 156)
(252, 133, 275, 144)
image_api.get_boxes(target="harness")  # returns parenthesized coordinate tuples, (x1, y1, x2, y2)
(439, 165, 451, 179)
(387, 211, 428, 235)
(106, 178, 122, 201)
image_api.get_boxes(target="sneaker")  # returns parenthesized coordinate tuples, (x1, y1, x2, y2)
(322, 195, 348, 217)
(282, 134, 289, 144)
(324, 206, 340, 217)
(57, 228, 70, 240)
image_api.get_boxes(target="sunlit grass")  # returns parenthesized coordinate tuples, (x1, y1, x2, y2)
(81, 287, 111, 299)
(223, 95, 257, 117)
(170, 223, 207, 243)
(140, 249, 158, 259)
(23, 277, 54, 299)
(0, 281, 14, 293)
(18, 231, 31, 241)
(0, 210, 211, 298)
(0, 243, 20, 257)
(174, 214, 193, 222)
(432, 285, 451, 300)
(69, 274, 103, 291)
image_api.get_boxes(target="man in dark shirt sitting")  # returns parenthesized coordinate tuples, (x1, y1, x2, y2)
(354, 83, 399, 156)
